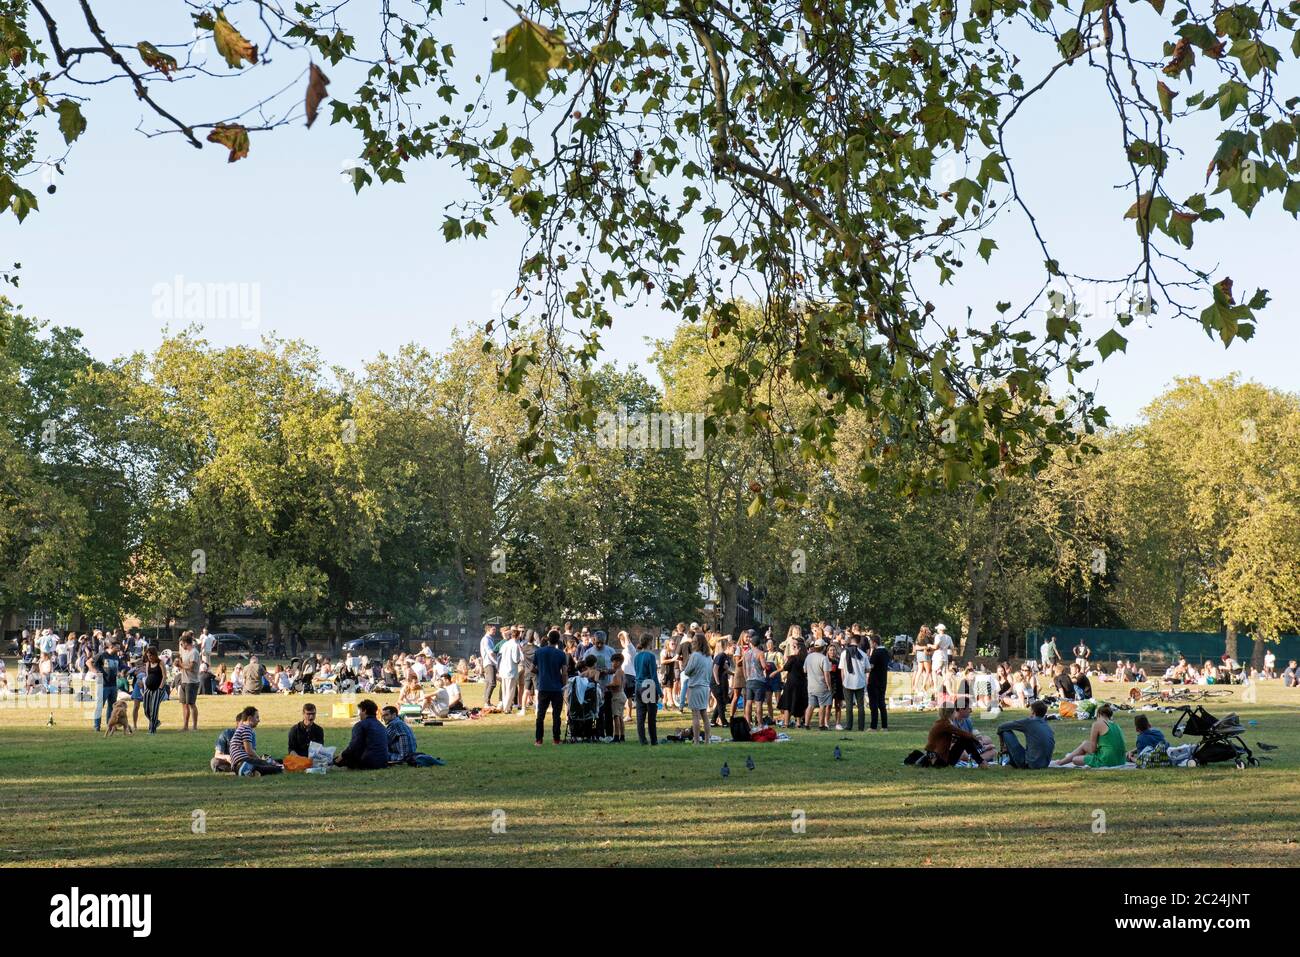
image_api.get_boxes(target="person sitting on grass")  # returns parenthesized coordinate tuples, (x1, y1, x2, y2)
(397, 673, 423, 708)
(1126, 714, 1168, 762)
(951, 701, 998, 763)
(211, 716, 240, 773)
(996, 700, 1055, 769)
(287, 703, 325, 757)
(1069, 663, 1093, 700)
(229, 707, 283, 777)
(380, 704, 419, 765)
(1051, 663, 1075, 701)
(424, 674, 463, 718)
(333, 699, 389, 770)
(923, 706, 992, 767)
(1050, 703, 1127, 768)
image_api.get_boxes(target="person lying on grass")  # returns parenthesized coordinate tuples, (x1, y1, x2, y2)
(333, 699, 389, 770)
(924, 706, 992, 767)
(1050, 703, 1127, 768)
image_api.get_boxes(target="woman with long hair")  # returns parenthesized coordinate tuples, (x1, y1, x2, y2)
(141, 647, 167, 734)
(779, 638, 808, 728)
(659, 636, 680, 710)
(681, 639, 713, 744)
(913, 625, 934, 695)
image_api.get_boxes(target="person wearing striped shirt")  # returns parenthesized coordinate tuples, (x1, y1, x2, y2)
(229, 707, 283, 777)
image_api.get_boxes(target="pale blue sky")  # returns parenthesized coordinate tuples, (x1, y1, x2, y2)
(8, 2, 1298, 425)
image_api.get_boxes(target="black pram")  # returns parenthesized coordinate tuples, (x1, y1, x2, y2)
(1172, 706, 1257, 768)
(565, 676, 601, 743)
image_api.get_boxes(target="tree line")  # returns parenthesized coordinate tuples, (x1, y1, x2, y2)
(4, 297, 1299, 664)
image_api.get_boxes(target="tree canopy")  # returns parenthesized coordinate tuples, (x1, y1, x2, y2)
(5, 1, 1298, 494)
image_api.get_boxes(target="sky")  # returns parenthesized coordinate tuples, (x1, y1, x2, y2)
(7, 2, 1299, 427)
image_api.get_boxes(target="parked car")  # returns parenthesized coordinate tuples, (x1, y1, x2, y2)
(211, 633, 255, 656)
(342, 631, 405, 654)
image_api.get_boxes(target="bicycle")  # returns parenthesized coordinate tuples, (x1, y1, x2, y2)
(1132, 683, 1232, 704)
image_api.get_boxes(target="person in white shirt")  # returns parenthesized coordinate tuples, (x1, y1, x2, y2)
(425, 674, 462, 717)
(479, 626, 500, 706)
(840, 634, 868, 731)
(1263, 650, 1276, 678)
(931, 624, 954, 676)
(497, 633, 522, 713)
(410, 657, 429, 682)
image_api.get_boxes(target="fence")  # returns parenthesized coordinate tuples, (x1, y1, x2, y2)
(1029, 626, 1300, 665)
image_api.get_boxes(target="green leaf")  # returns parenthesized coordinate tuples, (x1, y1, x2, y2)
(490, 19, 566, 101)
(1096, 329, 1128, 359)
(1058, 29, 1083, 60)
(977, 237, 997, 262)
(55, 100, 86, 145)
(441, 217, 463, 241)
(1284, 181, 1300, 217)
(1229, 39, 1280, 80)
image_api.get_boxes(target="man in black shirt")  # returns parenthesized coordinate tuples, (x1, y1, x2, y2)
(287, 702, 325, 757)
(711, 639, 731, 727)
(91, 639, 123, 732)
(1052, 664, 1076, 700)
(866, 633, 892, 730)
(1069, 664, 1093, 700)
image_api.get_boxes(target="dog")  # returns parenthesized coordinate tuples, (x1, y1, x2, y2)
(104, 699, 133, 737)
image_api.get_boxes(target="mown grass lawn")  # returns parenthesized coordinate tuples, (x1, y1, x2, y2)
(2, 675, 1298, 868)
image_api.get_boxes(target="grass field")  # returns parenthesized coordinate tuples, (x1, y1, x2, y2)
(2, 672, 1298, 868)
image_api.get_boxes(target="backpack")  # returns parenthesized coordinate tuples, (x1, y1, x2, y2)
(729, 715, 751, 742)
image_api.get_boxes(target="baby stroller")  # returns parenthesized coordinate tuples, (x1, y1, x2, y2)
(564, 676, 601, 743)
(1172, 705, 1257, 768)
(288, 657, 314, 694)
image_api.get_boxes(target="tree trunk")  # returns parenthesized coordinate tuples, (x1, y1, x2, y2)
(1170, 557, 1186, 631)
(1251, 635, 1267, 670)
(721, 576, 739, 636)
(1225, 619, 1238, 660)
(998, 621, 1011, 660)
(332, 614, 342, 656)
(467, 568, 487, 645)
(964, 598, 984, 658)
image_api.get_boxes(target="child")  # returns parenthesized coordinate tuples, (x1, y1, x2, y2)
(609, 653, 627, 743)
(1127, 713, 1167, 762)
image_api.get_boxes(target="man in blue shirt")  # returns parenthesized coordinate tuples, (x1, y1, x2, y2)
(534, 630, 568, 745)
(996, 700, 1056, 769)
(380, 705, 419, 764)
(334, 699, 390, 769)
(633, 634, 663, 746)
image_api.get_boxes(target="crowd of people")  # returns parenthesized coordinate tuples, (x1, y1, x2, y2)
(468, 621, 897, 745)
(5, 621, 1297, 772)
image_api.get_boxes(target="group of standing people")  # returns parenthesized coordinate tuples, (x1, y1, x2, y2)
(481, 620, 900, 747)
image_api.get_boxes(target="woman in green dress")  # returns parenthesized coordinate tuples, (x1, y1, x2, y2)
(1051, 703, 1127, 767)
